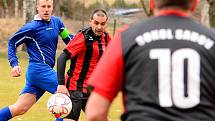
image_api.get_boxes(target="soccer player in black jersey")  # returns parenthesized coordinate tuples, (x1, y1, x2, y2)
(85, 0, 215, 121)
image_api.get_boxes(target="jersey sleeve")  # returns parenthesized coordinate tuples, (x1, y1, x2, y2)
(8, 23, 34, 67)
(87, 29, 125, 102)
(58, 18, 73, 44)
(65, 33, 85, 58)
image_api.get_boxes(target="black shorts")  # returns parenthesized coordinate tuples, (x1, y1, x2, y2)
(65, 90, 90, 121)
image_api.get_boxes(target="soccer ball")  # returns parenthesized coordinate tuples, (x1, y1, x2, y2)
(47, 93, 72, 118)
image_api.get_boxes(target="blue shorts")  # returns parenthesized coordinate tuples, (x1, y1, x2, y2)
(21, 62, 58, 100)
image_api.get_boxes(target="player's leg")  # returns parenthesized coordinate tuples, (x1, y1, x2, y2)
(8, 77, 45, 117)
(81, 93, 90, 112)
(33, 66, 65, 121)
(0, 63, 47, 121)
(63, 91, 83, 121)
(0, 90, 42, 120)
(0, 106, 12, 121)
(0, 76, 44, 120)
(9, 93, 37, 116)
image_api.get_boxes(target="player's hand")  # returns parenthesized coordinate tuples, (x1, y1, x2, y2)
(57, 85, 70, 96)
(11, 66, 21, 77)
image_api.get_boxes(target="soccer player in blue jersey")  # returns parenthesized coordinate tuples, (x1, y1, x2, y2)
(0, 0, 73, 120)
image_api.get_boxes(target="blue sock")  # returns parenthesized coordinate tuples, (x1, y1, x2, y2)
(0, 107, 12, 121)
(55, 118, 63, 121)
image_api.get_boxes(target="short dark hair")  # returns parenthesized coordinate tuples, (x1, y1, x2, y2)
(155, 0, 193, 10)
(90, 9, 108, 21)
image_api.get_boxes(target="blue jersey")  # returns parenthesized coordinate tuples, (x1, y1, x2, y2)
(8, 15, 73, 68)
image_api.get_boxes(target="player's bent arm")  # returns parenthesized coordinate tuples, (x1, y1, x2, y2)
(57, 49, 71, 94)
(8, 22, 34, 68)
(57, 49, 71, 85)
(86, 92, 110, 121)
(58, 17, 74, 44)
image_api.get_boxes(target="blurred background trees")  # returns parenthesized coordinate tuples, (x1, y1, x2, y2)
(208, 0, 215, 27)
(0, 0, 214, 48)
(0, 0, 213, 27)
(0, 0, 142, 20)
(23, 0, 36, 22)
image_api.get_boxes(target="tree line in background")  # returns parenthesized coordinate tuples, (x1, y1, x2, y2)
(0, 0, 144, 49)
(1, 0, 215, 29)
(0, 0, 141, 20)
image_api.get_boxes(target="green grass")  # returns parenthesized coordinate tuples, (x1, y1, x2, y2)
(0, 51, 122, 121)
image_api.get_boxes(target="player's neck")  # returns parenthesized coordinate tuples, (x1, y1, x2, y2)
(154, 9, 190, 17)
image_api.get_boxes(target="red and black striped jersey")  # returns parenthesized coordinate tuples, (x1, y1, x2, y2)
(88, 11, 215, 121)
(65, 27, 111, 93)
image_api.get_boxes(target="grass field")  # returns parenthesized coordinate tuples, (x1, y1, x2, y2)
(0, 51, 123, 121)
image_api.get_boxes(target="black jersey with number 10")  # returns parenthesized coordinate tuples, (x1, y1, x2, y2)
(121, 15, 215, 120)
(88, 13, 215, 121)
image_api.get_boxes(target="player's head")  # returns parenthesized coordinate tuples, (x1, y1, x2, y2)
(150, 0, 199, 12)
(36, 0, 53, 21)
(90, 9, 108, 36)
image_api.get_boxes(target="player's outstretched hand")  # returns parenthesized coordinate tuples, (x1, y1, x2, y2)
(57, 85, 70, 96)
(11, 66, 21, 77)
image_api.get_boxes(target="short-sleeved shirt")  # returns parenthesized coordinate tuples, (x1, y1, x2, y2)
(65, 27, 111, 93)
(88, 11, 215, 121)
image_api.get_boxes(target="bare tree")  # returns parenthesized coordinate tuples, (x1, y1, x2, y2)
(82, 0, 86, 28)
(201, 1, 210, 27)
(15, 0, 19, 18)
(140, 0, 151, 17)
(22, 0, 36, 51)
(53, 0, 61, 16)
(3, 0, 9, 18)
(23, 0, 36, 23)
(208, 0, 215, 28)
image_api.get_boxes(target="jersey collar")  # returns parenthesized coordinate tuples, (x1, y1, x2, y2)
(34, 14, 51, 22)
(88, 27, 102, 41)
(34, 14, 42, 20)
(155, 9, 189, 17)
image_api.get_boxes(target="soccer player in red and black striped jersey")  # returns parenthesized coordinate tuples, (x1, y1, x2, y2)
(56, 9, 111, 121)
(86, 0, 215, 121)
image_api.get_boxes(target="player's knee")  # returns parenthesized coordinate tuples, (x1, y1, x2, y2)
(18, 106, 29, 115)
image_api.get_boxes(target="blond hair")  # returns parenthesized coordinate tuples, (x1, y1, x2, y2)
(36, 0, 53, 6)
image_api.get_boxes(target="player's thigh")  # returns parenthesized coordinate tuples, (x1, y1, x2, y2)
(27, 63, 58, 94)
(21, 80, 45, 100)
(27, 68, 58, 94)
(35, 71, 58, 94)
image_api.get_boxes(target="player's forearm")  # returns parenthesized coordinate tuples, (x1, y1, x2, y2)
(57, 50, 70, 85)
(86, 92, 110, 121)
(8, 41, 18, 68)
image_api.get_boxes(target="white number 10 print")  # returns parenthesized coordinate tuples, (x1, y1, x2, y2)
(150, 48, 200, 109)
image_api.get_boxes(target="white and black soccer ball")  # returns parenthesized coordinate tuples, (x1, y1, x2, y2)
(47, 93, 72, 118)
